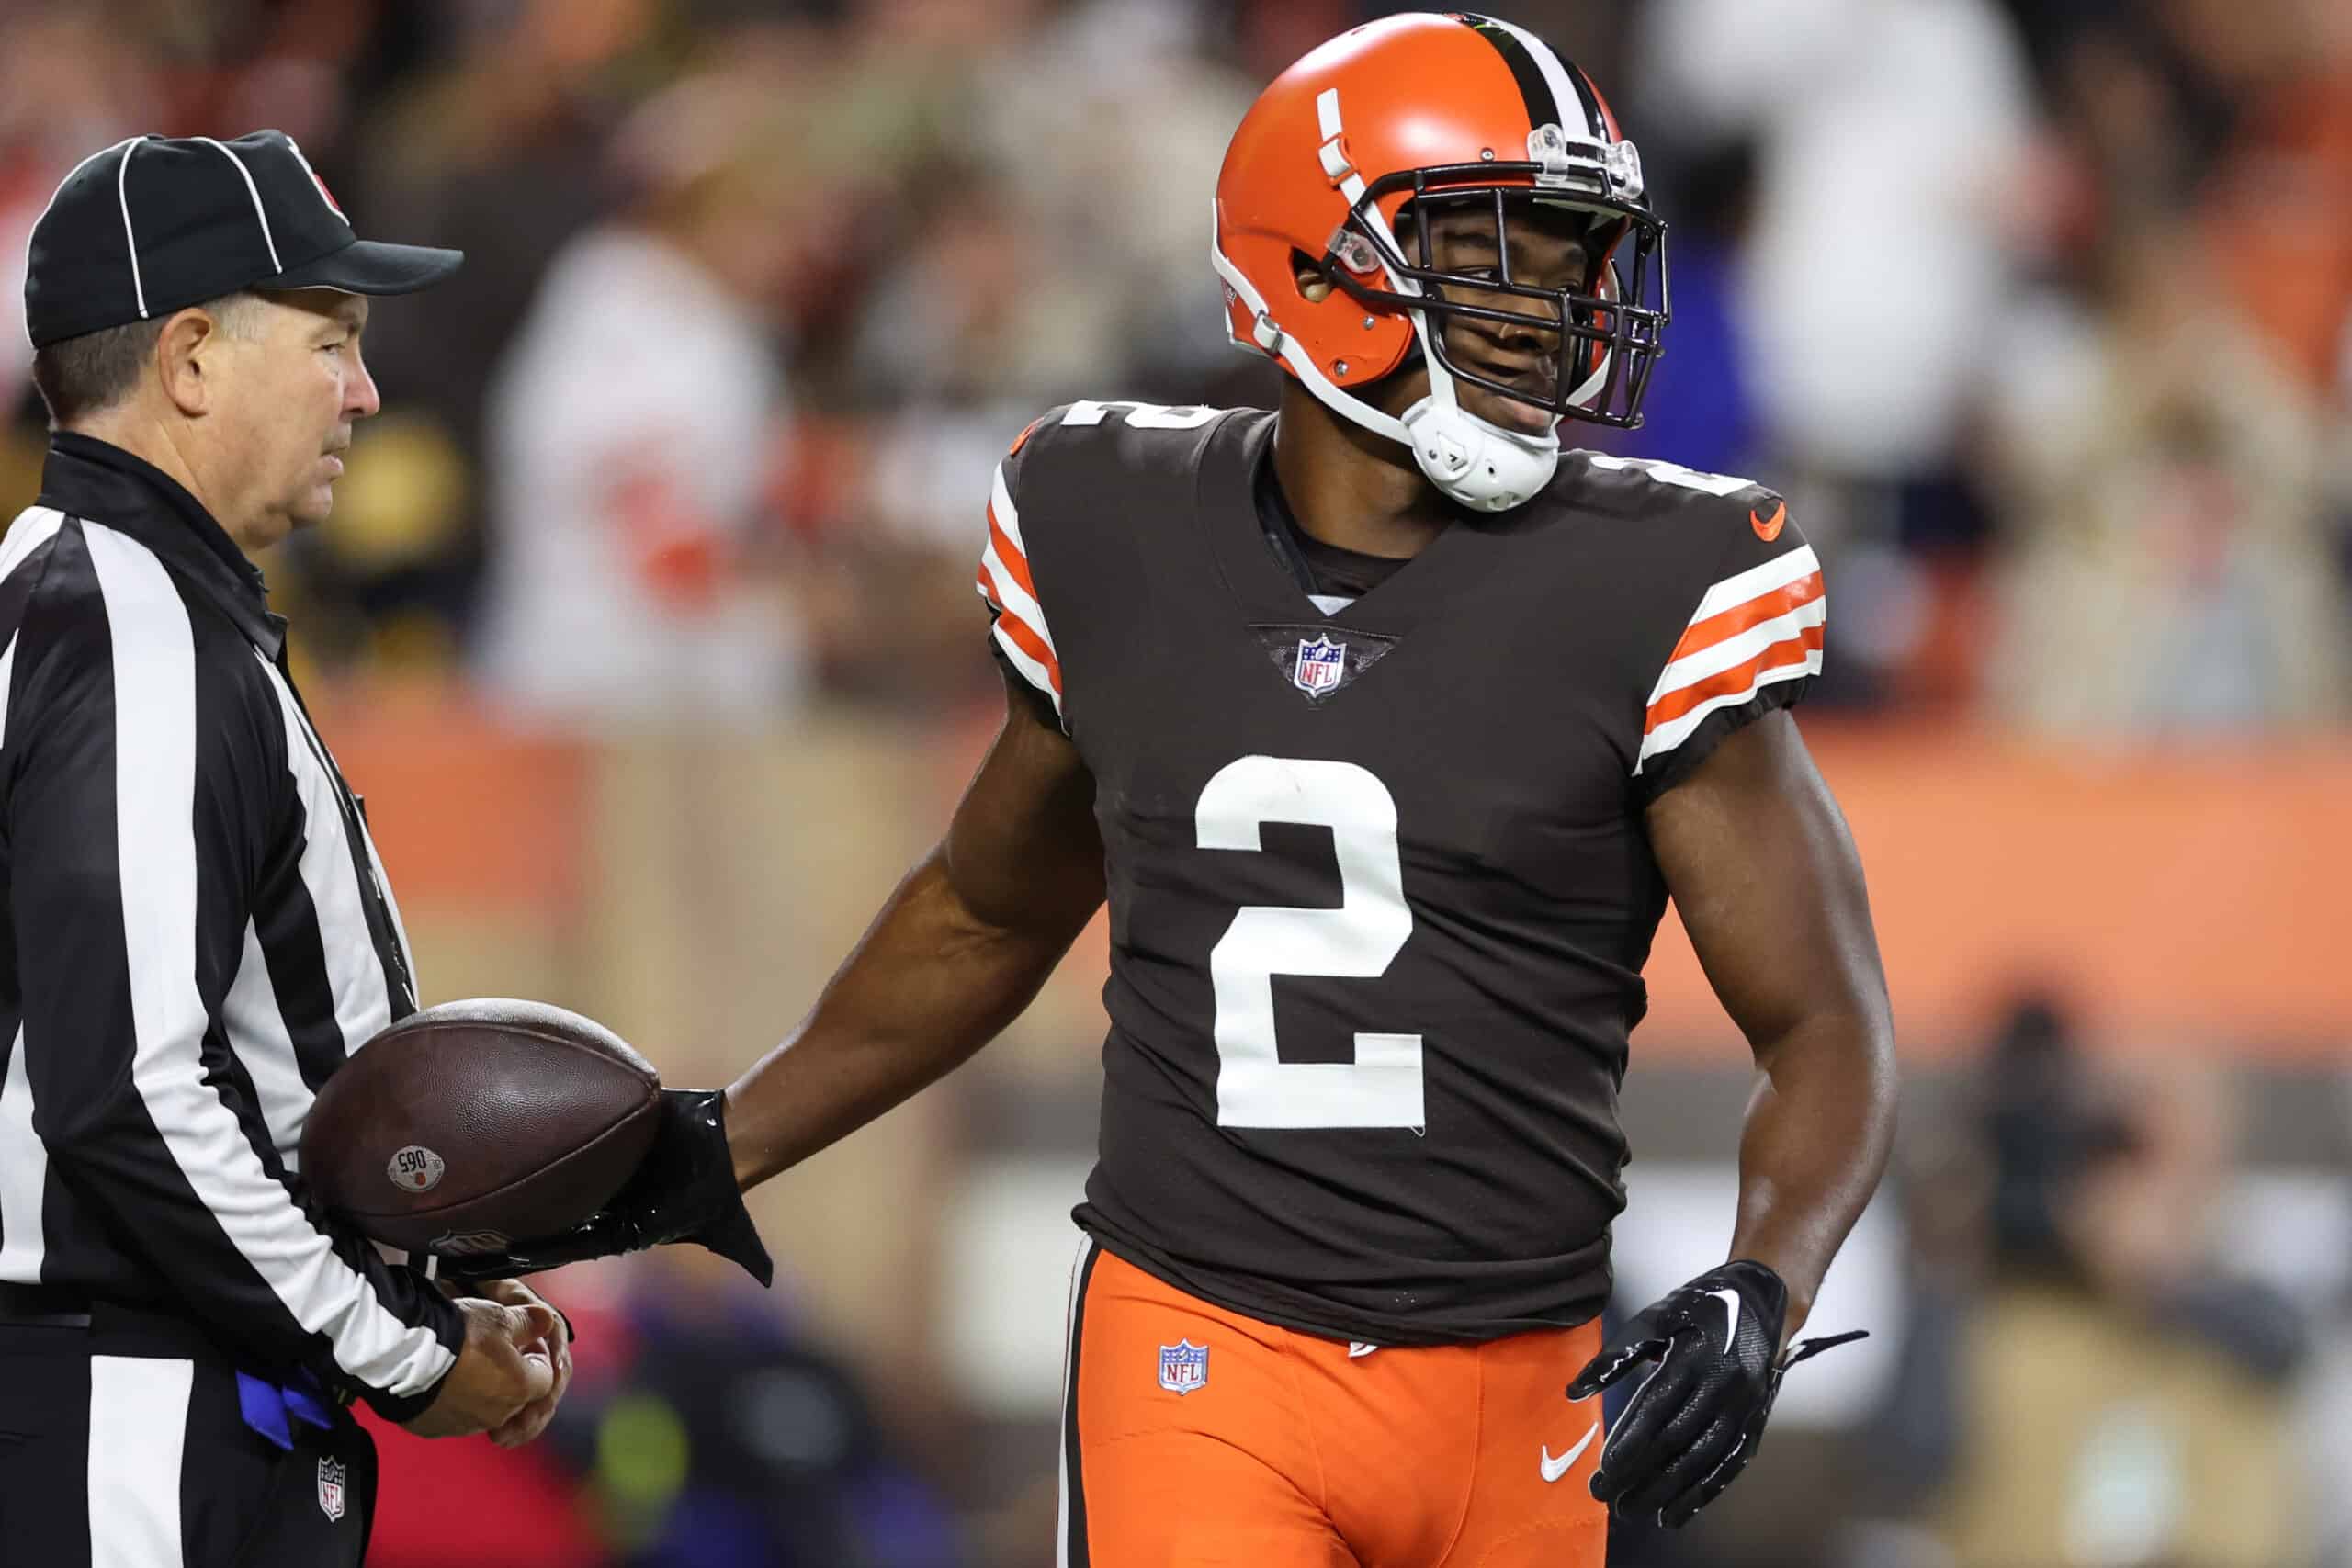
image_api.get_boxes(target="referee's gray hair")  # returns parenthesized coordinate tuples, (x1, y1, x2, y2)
(30, 291, 265, 427)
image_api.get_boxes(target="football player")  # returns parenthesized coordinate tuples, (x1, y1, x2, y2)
(481, 12, 1898, 1564)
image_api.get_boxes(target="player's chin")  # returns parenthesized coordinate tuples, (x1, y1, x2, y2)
(1461, 382, 1559, 436)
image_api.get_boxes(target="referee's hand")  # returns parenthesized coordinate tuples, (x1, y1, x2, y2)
(400, 1297, 560, 1438)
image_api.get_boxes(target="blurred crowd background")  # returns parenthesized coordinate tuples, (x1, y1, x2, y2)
(5, 1, 2349, 1564)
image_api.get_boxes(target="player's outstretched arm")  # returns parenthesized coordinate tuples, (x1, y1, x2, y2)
(453, 672, 1104, 1284)
(1570, 710, 1895, 1528)
(723, 671, 1107, 1189)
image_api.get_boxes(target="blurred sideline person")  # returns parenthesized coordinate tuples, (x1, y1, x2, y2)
(1928, 1016, 2314, 1567)
(476, 15, 1898, 1566)
(472, 74, 809, 731)
(0, 132, 567, 1567)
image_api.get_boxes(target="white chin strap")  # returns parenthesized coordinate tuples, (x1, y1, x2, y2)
(1396, 397, 1561, 513)
(1212, 207, 1561, 513)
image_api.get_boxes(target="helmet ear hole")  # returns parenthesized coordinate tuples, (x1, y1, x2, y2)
(1290, 248, 1339, 303)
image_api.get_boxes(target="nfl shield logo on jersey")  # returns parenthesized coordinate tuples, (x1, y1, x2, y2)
(1293, 635, 1346, 697)
(1158, 1339, 1209, 1395)
(316, 1456, 347, 1522)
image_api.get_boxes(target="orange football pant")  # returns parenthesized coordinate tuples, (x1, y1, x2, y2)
(1057, 1239, 1608, 1567)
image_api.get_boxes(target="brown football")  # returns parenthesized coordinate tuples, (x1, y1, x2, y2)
(300, 998, 662, 1259)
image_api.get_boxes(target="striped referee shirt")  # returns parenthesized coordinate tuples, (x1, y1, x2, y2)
(0, 432, 459, 1420)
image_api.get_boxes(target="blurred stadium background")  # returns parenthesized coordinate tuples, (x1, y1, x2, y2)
(5, 0, 2349, 1563)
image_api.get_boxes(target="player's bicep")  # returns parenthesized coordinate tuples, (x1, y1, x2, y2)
(1643, 712, 1889, 1052)
(942, 666, 1104, 939)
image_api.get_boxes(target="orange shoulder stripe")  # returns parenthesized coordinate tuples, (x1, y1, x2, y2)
(1664, 571, 1823, 669)
(991, 605, 1063, 694)
(1644, 624, 1822, 732)
(986, 503, 1038, 602)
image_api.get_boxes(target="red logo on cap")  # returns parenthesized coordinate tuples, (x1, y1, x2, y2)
(309, 169, 346, 221)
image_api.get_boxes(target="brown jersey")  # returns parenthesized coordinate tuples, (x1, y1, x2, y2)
(975, 400, 1826, 1346)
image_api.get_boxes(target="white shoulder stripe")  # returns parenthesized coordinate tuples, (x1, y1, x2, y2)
(989, 464, 1027, 555)
(1, 507, 66, 581)
(991, 620, 1062, 715)
(82, 523, 451, 1398)
(1649, 598, 1826, 704)
(979, 540, 1057, 656)
(1685, 545, 1821, 628)
(1636, 653, 1821, 770)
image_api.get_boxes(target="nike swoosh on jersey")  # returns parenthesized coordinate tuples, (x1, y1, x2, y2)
(1541, 1422, 1600, 1483)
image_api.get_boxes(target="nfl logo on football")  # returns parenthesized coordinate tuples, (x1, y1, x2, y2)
(1158, 1339, 1209, 1396)
(316, 1456, 346, 1522)
(1293, 635, 1346, 697)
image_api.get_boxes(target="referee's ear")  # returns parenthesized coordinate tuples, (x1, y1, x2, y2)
(154, 304, 234, 418)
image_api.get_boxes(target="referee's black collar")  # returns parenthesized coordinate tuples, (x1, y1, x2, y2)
(38, 431, 288, 660)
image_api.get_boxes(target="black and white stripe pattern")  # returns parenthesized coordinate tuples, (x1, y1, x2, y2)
(0, 479, 458, 1416)
(1459, 13, 1610, 141)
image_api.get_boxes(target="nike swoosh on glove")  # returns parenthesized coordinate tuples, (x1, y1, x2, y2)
(441, 1089, 774, 1287)
(1566, 1259, 1863, 1529)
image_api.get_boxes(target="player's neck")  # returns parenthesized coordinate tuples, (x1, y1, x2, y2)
(1271, 389, 1453, 561)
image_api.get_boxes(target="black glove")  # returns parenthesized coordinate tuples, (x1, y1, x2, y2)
(440, 1089, 773, 1288)
(1567, 1259, 1863, 1529)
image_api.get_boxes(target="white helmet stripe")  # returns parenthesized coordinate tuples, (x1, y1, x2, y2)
(1484, 17, 1599, 140)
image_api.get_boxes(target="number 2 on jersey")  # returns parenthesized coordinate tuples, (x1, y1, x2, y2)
(1195, 756, 1423, 1130)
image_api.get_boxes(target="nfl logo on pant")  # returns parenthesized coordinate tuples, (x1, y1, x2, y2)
(1158, 1339, 1209, 1395)
(1292, 635, 1346, 696)
(316, 1456, 346, 1522)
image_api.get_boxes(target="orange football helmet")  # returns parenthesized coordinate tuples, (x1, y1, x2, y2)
(1213, 12, 1668, 510)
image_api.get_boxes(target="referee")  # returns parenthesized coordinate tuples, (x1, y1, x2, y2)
(0, 132, 568, 1565)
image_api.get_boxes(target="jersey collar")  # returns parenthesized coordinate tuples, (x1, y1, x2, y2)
(38, 431, 288, 660)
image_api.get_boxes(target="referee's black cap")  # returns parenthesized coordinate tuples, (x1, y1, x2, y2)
(24, 130, 463, 349)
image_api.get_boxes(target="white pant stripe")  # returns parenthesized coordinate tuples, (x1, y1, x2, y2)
(87, 1354, 194, 1568)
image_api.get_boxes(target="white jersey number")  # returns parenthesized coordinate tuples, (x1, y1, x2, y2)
(1584, 453, 1757, 498)
(1059, 400, 1224, 431)
(1194, 756, 1423, 1129)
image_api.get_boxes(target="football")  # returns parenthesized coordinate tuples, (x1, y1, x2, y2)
(300, 998, 662, 1260)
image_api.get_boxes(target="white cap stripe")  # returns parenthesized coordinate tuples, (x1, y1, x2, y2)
(22, 139, 140, 348)
(193, 137, 280, 274)
(116, 140, 146, 319)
